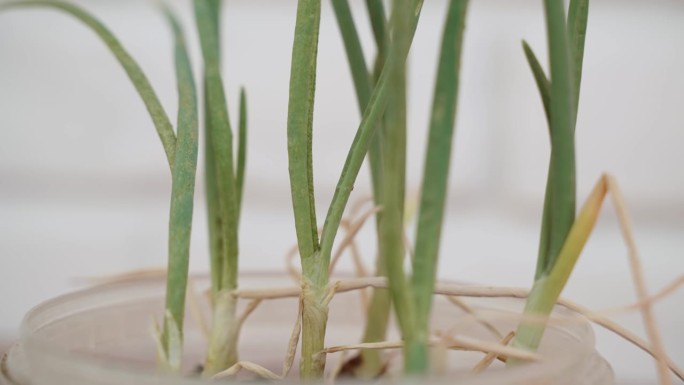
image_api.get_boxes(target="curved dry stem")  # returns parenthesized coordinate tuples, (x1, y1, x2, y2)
(606, 175, 672, 385)
(346, 238, 368, 279)
(337, 205, 382, 309)
(471, 331, 516, 374)
(561, 300, 684, 381)
(236, 299, 263, 330)
(444, 335, 539, 362)
(601, 275, 684, 316)
(233, 278, 531, 300)
(348, 195, 375, 218)
(319, 341, 395, 352)
(213, 361, 283, 381)
(329, 206, 381, 273)
(346, 237, 369, 311)
(330, 208, 378, 313)
(322, 336, 539, 362)
(446, 296, 504, 339)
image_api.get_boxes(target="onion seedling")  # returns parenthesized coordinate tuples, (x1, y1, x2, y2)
(511, 0, 590, 355)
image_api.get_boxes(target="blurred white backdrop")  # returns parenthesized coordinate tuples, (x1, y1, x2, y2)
(0, 0, 682, 383)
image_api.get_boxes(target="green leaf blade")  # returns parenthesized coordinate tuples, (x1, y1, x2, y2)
(534, 166, 554, 279)
(382, 0, 412, 356)
(193, 0, 226, 297)
(365, 0, 387, 57)
(236, 87, 247, 217)
(378, 0, 414, 373)
(160, 6, 199, 370)
(541, 0, 576, 275)
(287, 0, 322, 287)
(411, 0, 469, 356)
(205, 128, 223, 295)
(194, 0, 239, 292)
(206, 74, 239, 294)
(287, 1, 325, 380)
(331, 0, 372, 112)
(331, 0, 385, 214)
(520, 39, 554, 279)
(331, 1, 389, 376)
(522, 40, 551, 125)
(318, 0, 424, 282)
(514, 0, 582, 357)
(521, 39, 555, 280)
(568, 0, 589, 112)
(514, 177, 606, 353)
(194, 0, 242, 374)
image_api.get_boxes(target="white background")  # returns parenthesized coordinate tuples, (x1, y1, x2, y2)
(0, 0, 682, 383)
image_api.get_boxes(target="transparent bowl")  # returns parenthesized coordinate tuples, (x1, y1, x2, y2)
(1, 274, 613, 384)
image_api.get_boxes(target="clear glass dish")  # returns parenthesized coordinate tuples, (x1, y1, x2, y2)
(1, 274, 613, 384)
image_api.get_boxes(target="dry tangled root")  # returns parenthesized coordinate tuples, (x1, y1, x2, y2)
(85, 183, 684, 383)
